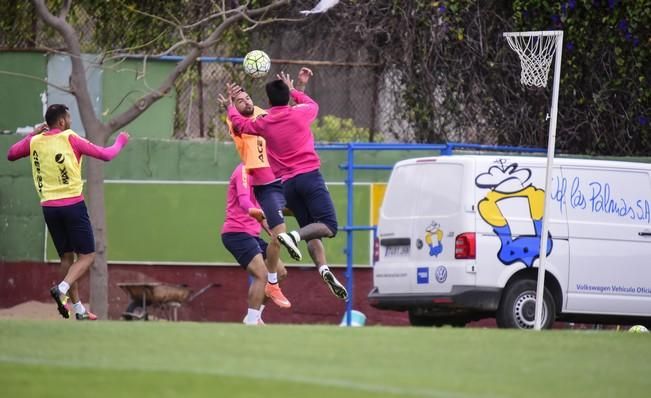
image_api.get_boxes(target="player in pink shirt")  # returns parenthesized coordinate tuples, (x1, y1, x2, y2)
(221, 163, 287, 325)
(7, 104, 129, 320)
(227, 69, 348, 301)
(218, 87, 295, 309)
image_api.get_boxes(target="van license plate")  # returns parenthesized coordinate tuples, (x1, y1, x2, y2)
(385, 246, 410, 257)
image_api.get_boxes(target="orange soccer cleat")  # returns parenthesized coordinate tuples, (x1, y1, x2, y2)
(265, 283, 291, 308)
(75, 311, 97, 321)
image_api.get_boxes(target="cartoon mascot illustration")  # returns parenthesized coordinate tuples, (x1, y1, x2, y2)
(425, 221, 443, 257)
(475, 160, 552, 267)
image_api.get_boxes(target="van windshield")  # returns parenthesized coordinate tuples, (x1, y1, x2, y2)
(382, 162, 463, 218)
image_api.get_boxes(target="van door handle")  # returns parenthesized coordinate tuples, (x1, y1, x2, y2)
(638, 231, 651, 236)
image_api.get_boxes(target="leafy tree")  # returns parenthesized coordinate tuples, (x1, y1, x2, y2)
(276, 0, 649, 155)
(24, 0, 293, 318)
(312, 115, 376, 142)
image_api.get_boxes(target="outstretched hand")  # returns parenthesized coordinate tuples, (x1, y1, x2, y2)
(217, 94, 228, 110)
(248, 208, 266, 223)
(223, 83, 243, 107)
(117, 131, 130, 145)
(276, 71, 294, 90)
(34, 123, 49, 134)
(296, 67, 313, 87)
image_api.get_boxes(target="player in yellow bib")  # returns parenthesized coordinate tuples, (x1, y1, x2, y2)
(7, 104, 130, 320)
(218, 88, 294, 309)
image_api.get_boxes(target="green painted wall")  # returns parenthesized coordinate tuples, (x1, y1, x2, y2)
(0, 51, 47, 133)
(3, 136, 413, 265)
(101, 59, 176, 139)
(44, 183, 371, 266)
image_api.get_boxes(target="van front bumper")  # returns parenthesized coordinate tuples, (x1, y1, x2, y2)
(367, 286, 502, 312)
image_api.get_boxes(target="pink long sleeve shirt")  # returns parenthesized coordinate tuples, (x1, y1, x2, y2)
(7, 128, 129, 207)
(227, 89, 321, 182)
(221, 164, 262, 236)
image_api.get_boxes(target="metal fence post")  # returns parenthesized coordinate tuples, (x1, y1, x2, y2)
(345, 143, 354, 326)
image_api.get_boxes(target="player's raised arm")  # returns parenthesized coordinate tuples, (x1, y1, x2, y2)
(294, 67, 313, 92)
(226, 84, 267, 136)
(6, 123, 48, 161)
(69, 132, 130, 162)
(286, 68, 318, 121)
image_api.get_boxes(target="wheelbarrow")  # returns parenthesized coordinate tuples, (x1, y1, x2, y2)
(118, 282, 217, 321)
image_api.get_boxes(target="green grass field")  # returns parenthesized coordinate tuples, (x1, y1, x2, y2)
(1, 320, 649, 398)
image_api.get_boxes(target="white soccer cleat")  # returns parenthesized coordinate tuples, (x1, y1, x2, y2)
(277, 231, 302, 261)
(320, 269, 348, 300)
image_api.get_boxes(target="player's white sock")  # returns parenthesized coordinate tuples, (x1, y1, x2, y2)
(58, 281, 70, 295)
(244, 309, 261, 325)
(267, 272, 278, 284)
(73, 301, 86, 314)
(318, 265, 330, 275)
(259, 304, 266, 315)
(290, 230, 301, 242)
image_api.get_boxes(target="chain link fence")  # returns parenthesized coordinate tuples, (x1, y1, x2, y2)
(173, 58, 380, 142)
(1, 2, 382, 143)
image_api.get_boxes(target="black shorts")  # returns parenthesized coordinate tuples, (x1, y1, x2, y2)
(221, 232, 268, 269)
(283, 170, 338, 237)
(42, 201, 95, 257)
(253, 181, 286, 229)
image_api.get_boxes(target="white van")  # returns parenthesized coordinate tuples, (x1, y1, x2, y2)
(368, 155, 651, 329)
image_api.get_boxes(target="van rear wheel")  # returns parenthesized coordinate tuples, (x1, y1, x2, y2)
(496, 279, 556, 329)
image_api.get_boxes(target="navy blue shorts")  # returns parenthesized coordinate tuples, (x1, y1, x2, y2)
(221, 232, 268, 269)
(253, 181, 286, 229)
(42, 201, 95, 257)
(283, 170, 338, 237)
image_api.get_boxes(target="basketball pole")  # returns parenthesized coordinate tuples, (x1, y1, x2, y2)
(534, 31, 563, 331)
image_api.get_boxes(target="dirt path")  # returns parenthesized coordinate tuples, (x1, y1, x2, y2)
(0, 301, 65, 320)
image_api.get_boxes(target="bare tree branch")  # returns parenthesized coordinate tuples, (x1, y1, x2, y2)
(102, 31, 169, 61)
(182, 6, 238, 30)
(0, 70, 73, 94)
(120, 3, 178, 29)
(107, 0, 292, 131)
(60, 0, 72, 19)
(31, 0, 106, 136)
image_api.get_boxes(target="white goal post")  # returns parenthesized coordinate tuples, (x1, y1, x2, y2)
(503, 30, 563, 331)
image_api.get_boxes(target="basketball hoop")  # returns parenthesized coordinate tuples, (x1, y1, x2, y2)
(503, 30, 564, 331)
(503, 31, 562, 88)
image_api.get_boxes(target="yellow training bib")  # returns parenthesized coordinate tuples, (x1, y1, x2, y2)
(29, 130, 83, 202)
(226, 106, 270, 170)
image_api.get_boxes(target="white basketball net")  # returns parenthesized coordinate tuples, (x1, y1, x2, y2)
(505, 34, 557, 88)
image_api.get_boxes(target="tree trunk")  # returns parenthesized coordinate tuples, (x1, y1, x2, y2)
(86, 151, 109, 318)
(86, 154, 108, 319)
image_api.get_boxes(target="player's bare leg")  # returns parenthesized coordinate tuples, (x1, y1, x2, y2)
(50, 252, 95, 319)
(308, 239, 348, 301)
(264, 224, 291, 308)
(244, 254, 268, 325)
(282, 227, 348, 301)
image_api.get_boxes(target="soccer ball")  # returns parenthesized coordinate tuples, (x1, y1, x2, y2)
(242, 50, 271, 78)
(628, 325, 649, 333)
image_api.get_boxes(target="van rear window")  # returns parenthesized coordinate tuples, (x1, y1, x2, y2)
(383, 163, 463, 218)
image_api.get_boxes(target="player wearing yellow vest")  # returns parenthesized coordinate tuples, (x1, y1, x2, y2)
(7, 104, 130, 320)
(218, 89, 294, 309)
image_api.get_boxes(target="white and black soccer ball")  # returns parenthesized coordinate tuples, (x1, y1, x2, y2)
(628, 325, 649, 333)
(242, 50, 271, 78)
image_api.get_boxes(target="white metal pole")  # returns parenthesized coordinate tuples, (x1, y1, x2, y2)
(534, 32, 563, 330)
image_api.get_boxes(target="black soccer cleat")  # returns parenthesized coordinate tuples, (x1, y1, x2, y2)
(321, 269, 348, 301)
(49, 286, 70, 319)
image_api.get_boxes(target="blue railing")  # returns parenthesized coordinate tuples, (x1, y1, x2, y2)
(314, 142, 546, 327)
